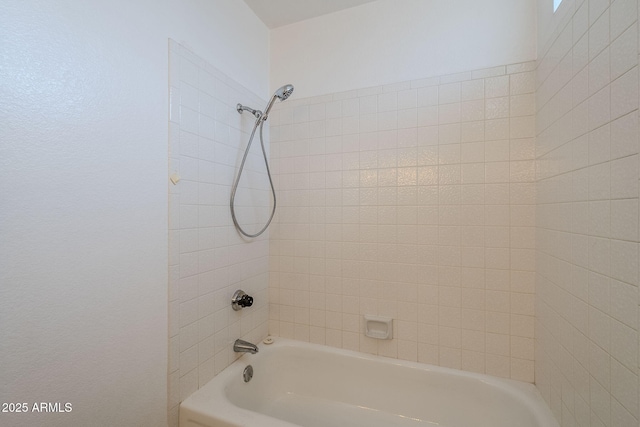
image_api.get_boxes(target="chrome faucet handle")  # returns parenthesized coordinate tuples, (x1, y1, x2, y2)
(231, 290, 254, 311)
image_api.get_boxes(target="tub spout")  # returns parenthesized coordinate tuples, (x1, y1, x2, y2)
(234, 339, 259, 354)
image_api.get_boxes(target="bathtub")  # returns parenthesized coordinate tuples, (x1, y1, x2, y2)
(180, 337, 559, 427)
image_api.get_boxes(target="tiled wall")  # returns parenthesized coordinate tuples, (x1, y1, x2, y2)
(168, 41, 269, 426)
(268, 62, 538, 382)
(535, 0, 640, 425)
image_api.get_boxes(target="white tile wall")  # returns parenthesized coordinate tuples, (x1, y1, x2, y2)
(268, 61, 537, 382)
(535, 0, 640, 425)
(168, 41, 269, 427)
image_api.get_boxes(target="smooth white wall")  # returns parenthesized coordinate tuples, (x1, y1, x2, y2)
(0, 1, 267, 426)
(271, 0, 537, 99)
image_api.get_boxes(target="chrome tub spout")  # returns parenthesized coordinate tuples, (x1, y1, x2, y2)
(234, 339, 258, 354)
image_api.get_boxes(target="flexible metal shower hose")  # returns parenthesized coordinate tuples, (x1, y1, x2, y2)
(229, 118, 276, 238)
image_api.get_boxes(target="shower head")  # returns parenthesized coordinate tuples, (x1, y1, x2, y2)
(274, 84, 294, 101)
(262, 84, 294, 121)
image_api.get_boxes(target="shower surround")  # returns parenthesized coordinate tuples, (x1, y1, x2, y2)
(168, 2, 640, 427)
(268, 61, 537, 382)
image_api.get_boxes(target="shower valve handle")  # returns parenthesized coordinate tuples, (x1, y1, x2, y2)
(232, 290, 254, 311)
(238, 295, 253, 307)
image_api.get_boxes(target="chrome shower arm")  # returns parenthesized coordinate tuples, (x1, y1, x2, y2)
(236, 103, 262, 119)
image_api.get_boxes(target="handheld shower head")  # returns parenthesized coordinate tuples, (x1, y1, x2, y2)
(275, 84, 294, 101)
(262, 84, 294, 121)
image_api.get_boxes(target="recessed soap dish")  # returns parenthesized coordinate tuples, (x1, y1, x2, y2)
(364, 315, 393, 340)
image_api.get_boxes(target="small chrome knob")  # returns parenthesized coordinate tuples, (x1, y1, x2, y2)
(231, 290, 254, 311)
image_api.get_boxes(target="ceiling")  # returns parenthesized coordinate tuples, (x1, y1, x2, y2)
(243, 0, 379, 29)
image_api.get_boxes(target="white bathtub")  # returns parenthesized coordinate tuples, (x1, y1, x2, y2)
(180, 337, 559, 427)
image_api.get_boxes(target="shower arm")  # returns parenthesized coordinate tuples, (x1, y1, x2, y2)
(236, 104, 262, 120)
